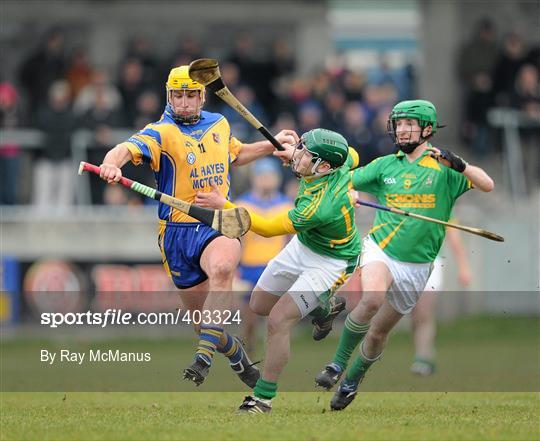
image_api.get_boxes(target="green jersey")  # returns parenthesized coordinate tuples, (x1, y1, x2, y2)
(288, 154, 360, 261)
(352, 147, 471, 263)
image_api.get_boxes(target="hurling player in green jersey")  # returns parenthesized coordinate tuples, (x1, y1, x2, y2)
(315, 100, 494, 411)
(195, 128, 361, 414)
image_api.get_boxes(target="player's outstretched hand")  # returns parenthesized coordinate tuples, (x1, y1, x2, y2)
(195, 181, 227, 209)
(272, 129, 299, 165)
(275, 129, 299, 147)
(427, 147, 467, 173)
(99, 163, 122, 184)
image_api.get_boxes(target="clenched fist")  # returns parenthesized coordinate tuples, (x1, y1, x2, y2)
(99, 163, 123, 183)
(274, 129, 299, 148)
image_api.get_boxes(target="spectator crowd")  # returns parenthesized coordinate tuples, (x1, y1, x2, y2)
(1, 19, 539, 206)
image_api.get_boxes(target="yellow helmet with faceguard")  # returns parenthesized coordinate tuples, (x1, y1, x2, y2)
(166, 65, 205, 124)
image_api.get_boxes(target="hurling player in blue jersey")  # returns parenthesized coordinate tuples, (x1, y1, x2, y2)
(99, 66, 298, 388)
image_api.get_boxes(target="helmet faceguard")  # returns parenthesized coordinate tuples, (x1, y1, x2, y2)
(387, 100, 440, 153)
(166, 65, 205, 125)
(291, 129, 349, 178)
(291, 141, 323, 178)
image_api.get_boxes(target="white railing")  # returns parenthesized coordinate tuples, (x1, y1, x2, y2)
(1, 127, 134, 208)
(70, 129, 134, 205)
(487, 108, 540, 199)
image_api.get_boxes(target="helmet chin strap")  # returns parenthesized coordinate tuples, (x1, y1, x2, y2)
(397, 130, 432, 154)
(390, 120, 433, 154)
(310, 158, 323, 175)
(166, 90, 204, 125)
(167, 104, 202, 125)
(292, 156, 325, 179)
(176, 114, 201, 125)
(309, 158, 338, 178)
(398, 140, 422, 154)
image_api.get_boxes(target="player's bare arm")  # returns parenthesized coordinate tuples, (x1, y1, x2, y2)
(99, 143, 133, 183)
(233, 129, 299, 166)
(427, 146, 494, 192)
(461, 164, 494, 192)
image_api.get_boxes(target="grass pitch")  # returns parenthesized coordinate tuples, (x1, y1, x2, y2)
(1, 392, 538, 440)
(1, 316, 539, 440)
(2, 316, 538, 392)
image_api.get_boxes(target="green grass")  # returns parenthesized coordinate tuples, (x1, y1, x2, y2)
(1, 316, 539, 440)
(1, 392, 538, 440)
(2, 316, 538, 392)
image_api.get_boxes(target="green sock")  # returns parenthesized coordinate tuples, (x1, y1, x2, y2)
(346, 342, 381, 382)
(253, 378, 277, 400)
(332, 314, 370, 370)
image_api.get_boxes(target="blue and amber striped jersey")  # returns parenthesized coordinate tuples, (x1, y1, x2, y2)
(237, 192, 293, 266)
(125, 108, 242, 223)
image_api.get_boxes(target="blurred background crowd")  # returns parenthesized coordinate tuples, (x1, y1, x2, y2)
(1, 13, 539, 207)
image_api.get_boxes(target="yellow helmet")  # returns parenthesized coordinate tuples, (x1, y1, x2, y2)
(166, 66, 205, 92)
(165, 65, 205, 124)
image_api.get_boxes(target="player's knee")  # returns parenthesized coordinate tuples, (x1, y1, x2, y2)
(266, 311, 287, 336)
(358, 295, 384, 318)
(249, 298, 270, 316)
(207, 260, 235, 282)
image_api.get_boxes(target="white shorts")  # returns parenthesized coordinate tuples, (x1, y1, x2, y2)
(424, 256, 444, 292)
(360, 236, 433, 314)
(256, 236, 358, 317)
